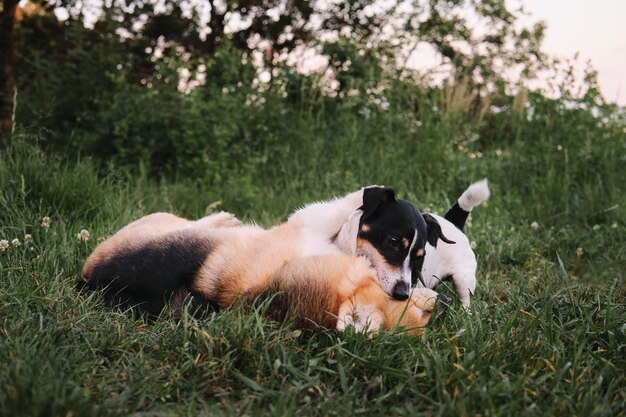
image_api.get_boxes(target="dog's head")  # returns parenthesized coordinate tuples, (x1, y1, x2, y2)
(335, 187, 453, 301)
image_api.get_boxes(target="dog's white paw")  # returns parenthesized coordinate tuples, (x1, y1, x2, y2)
(452, 274, 475, 309)
(457, 289, 472, 309)
(336, 303, 383, 335)
(410, 288, 439, 311)
(336, 312, 353, 332)
(195, 211, 242, 229)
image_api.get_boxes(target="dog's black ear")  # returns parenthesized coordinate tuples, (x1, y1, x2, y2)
(423, 213, 455, 247)
(360, 187, 396, 223)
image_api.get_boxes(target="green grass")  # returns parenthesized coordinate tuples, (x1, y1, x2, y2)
(1, 100, 625, 417)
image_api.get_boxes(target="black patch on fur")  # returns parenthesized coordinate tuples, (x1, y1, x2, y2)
(444, 202, 469, 231)
(436, 293, 450, 318)
(412, 258, 426, 287)
(422, 213, 456, 247)
(360, 187, 396, 223)
(83, 233, 214, 318)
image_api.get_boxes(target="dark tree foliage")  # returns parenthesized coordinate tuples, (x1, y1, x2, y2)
(17, 0, 546, 88)
(7, 0, 559, 174)
(0, 0, 20, 149)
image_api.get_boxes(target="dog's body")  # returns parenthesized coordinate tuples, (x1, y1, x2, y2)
(82, 189, 443, 334)
(416, 179, 490, 308)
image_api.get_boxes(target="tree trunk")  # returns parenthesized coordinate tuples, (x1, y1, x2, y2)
(0, 0, 19, 150)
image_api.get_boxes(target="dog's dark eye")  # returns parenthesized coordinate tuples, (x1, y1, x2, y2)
(387, 236, 402, 249)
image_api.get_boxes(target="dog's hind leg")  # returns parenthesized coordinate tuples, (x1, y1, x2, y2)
(450, 272, 476, 309)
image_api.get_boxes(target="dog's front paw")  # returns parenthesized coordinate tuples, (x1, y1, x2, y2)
(410, 288, 439, 311)
(336, 303, 383, 335)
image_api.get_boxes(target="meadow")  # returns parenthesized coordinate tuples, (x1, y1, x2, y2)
(1, 75, 625, 417)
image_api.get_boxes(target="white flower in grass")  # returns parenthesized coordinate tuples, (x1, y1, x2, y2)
(470, 241, 477, 250)
(76, 229, 90, 242)
(11, 238, 20, 247)
(612, 222, 618, 229)
(576, 247, 584, 258)
(24, 234, 32, 243)
(530, 221, 539, 230)
(41, 216, 51, 228)
(0, 240, 9, 252)
(592, 224, 601, 231)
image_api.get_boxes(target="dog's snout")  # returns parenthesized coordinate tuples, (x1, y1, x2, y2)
(392, 281, 410, 300)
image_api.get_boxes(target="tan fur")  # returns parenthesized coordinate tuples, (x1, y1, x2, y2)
(355, 238, 390, 270)
(191, 222, 303, 306)
(259, 256, 434, 335)
(354, 238, 400, 293)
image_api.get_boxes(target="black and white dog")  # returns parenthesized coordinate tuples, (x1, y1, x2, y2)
(414, 179, 490, 308)
(288, 186, 452, 300)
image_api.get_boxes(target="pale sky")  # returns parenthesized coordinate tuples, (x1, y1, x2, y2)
(522, 0, 626, 105)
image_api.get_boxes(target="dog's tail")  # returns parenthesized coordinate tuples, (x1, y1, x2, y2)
(444, 179, 490, 231)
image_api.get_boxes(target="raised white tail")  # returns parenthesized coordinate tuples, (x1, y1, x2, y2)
(458, 179, 490, 211)
(444, 179, 490, 231)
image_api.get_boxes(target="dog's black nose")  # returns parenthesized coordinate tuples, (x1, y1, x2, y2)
(392, 281, 410, 300)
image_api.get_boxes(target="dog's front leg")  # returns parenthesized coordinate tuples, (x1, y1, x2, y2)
(336, 299, 384, 335)
(409, 287, 439, 311)
(336, 275, 388, 335)
(289, 185, 388, 242)
(288, 189, 365, 241)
